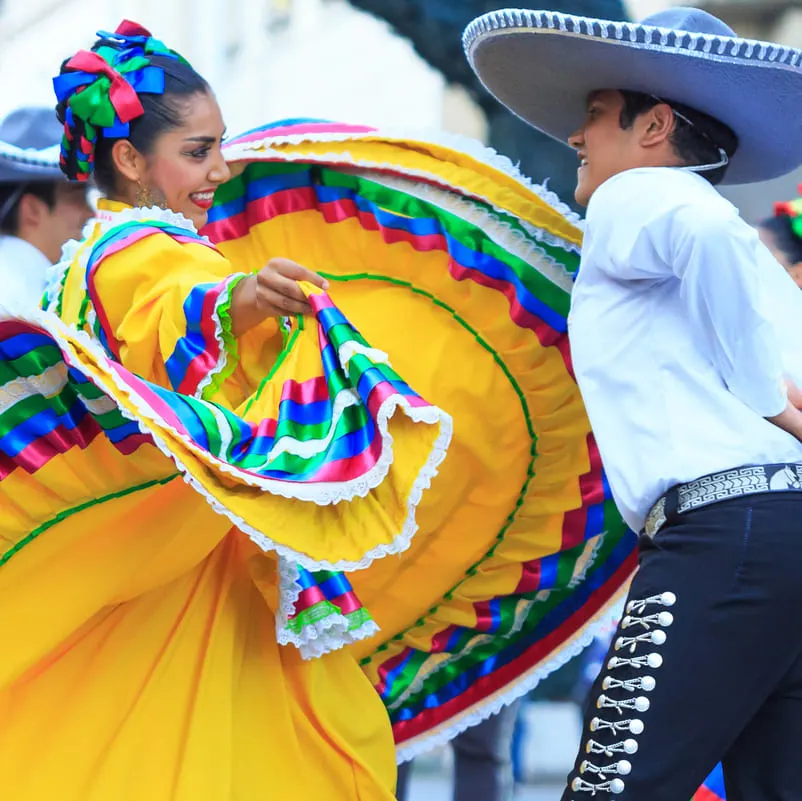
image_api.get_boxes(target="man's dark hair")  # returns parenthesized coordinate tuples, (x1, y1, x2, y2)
(56, 46, 210, 194)
(0, 182, 57, 235)
(759, 215, 802, 265)
(618, 90, 739, 186)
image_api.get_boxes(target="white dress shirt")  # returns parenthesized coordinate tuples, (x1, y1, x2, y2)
(569, 167, 802, 532)
(0, 235, 51, 311)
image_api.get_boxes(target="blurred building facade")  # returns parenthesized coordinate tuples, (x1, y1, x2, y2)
(0, 0, 448, 133)
(2, 0, 802, 219)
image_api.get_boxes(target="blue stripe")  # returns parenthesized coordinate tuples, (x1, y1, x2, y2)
(0, 404, 89, 457)
(388, 534, 637, 715)
(163, 281, 219, 393)
(0, 333, 56, 361)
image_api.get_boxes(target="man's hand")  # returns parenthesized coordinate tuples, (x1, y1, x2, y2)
(768, 400, 802, 444)
(786, 378, 802, 411)
(231, 258, 329, 337)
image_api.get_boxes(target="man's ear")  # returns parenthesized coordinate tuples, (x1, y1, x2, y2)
(788, 262, 802, 289)
(15, 192, 49, 231)
(639, 103, 676, 148)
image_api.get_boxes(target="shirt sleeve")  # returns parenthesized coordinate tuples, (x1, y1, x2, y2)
(88, 230, 251, 399)
(590, 171, 788, 417)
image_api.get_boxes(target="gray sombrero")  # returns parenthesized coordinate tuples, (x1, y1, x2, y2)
(463, 6, 802, 185)
(0, 107, 63, 184)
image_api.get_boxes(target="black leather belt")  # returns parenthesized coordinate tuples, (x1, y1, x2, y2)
(643, 463, 802, 538)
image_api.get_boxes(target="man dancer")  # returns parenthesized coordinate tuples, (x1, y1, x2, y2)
(465, 6, 802, 799)
(0, 107, 92, 309)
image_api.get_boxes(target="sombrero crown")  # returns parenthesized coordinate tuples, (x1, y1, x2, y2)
(463, 6, 802, 184)
(0, 107, 63, 183)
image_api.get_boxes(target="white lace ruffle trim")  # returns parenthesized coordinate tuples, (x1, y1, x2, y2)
(1, 305, 452, 657)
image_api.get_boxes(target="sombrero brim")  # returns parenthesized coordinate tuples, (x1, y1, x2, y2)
(0, 142, 62, 183)
(464, 10, 802, 185)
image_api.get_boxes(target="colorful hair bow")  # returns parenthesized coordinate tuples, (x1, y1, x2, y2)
(774, 185, 802, 239)
(53, 20, 192, 180)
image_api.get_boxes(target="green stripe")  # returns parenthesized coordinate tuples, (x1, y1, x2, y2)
(318, 168, 574, 318)
(383, 530, 628, 710)
(242, 315, 304, 417)
(0, 346, 63, 385)
(285, 603, 374, 636)
(213, 161, 579, 317)
(0, 474, 179, 569)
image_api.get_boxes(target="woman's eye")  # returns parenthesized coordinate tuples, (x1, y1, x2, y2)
(187, 148, 210, 159)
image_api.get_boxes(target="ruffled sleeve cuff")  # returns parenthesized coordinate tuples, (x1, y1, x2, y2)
(169, 272, 249, 400)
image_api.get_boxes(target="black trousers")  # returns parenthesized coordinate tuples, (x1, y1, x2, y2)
(561, 493, 802, 801)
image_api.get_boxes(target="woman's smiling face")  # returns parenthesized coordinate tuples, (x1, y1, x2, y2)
(113, 90, 231, 228)
(136, 91, 230, 228)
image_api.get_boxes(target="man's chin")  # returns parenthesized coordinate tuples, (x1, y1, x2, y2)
(574, 185, 591, 208)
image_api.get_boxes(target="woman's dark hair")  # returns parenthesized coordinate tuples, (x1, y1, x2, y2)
(56, 40, 210, 194)
(618, 90, 739, 187)
(758, 215, 802, 265)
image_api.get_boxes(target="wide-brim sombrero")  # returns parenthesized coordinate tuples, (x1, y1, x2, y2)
(210, 121, 636, 758)
(0, 107, 63, 183)
(463, 6, 802, 185)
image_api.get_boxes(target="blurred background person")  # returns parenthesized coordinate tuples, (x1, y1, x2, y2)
(397, 702, 522, 801)
(0, 107, 92, 309)
(757, 193, 802, 289)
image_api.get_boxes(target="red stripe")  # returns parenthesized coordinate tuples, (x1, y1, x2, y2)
(175, 280, 227, 396)
(0, 415, 152, 480)
(208, 190, 565, 352)
(515, 561, 543, 594)
(561, 434, 606, 551)
(448, 260, 560, 346)
(693, 789, 723, 801)
(392, 552, 638, 745)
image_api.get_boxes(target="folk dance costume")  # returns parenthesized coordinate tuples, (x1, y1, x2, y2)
(466, 6, 802, 801)
(0, 23, 635, 801)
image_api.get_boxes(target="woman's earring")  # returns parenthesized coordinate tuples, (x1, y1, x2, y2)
(135, 180, 154, 208)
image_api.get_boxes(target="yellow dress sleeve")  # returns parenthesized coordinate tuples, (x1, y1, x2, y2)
(86, 227, 277, 401)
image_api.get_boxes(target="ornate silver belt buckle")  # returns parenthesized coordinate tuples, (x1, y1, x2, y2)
(643, 495, 667, 539)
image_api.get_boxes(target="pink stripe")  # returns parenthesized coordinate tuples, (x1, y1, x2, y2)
(280, 376, 330, 405)
(429, 625, 459, 654)
(175, 280, 226, 396)
(225, 122, 376, 148)
(0, 416, 102, 479)
(292, 588, 365, 618)
(309, 293, 336, 313)
(515, 560, 543, 594)
(329, 591, 364, 616)
(304, 434, 383, 482)
(249, 416, 278, 439)
(0, 320, 47, 337)
(108, 365, 189, 435)
(96, 227, 159, 263)
(294, 585, 326, 609)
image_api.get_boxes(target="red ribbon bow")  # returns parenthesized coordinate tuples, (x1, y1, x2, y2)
(64, 50, 144, 124)
(115, 19, 153, 37)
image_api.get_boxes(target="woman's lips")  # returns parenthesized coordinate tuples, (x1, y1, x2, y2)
(190, 190, 215, 210)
